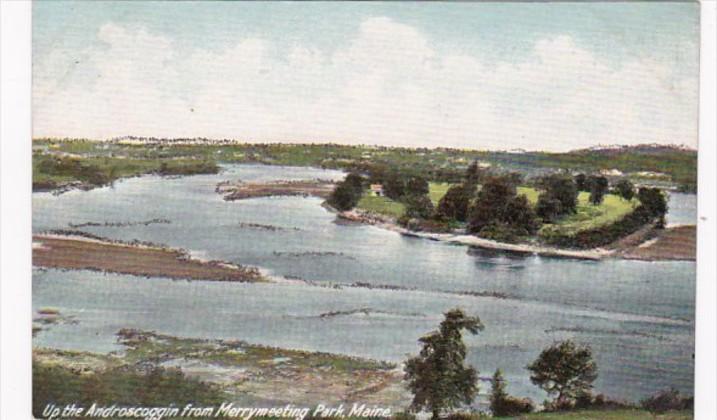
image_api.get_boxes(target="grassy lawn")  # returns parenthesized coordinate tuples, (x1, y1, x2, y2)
(429, 182, 452, 204)
(540, 192, 637, 237)
(356, 182, 451, 218)
(517, 186, 540, 204)
(514, 409, 692, 419)
(357, 193, 406, 218)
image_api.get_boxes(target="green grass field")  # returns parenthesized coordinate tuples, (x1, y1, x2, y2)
(514, 409, 692, 419)
(428, 182, 452, 204)
(357, 194, 406, 218)
(358, 182, 636, 238)
(539, 192, 637, 237)
(357, 182, 451, 218)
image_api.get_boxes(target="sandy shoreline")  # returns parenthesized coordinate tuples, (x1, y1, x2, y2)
(217, 179, 336, 200)
(33, 234, 265, 282)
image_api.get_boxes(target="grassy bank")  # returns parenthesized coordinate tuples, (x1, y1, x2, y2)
(33, 152, 218, 191)
(356, 181, 636, 240)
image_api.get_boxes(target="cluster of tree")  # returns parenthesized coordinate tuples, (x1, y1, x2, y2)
(434, 161, 484, 222)
(405, 309, 605, 418)
(535, 174, 579, 223)
(542, 186, 668, 248)
(326, 172, 365, 211)
(575, 173, 635, 205)
(465, 175, 537, 241)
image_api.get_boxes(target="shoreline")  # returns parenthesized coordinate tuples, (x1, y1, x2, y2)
(337, 209, 696, 262)
(217, 179, 337, 200)
(33, 329, 408, 408)
(32, 233, 266, 282)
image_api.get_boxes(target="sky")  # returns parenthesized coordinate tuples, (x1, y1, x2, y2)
(33, 1, 700, 151)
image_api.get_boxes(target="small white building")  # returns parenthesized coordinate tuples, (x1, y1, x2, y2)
(369, 184, 384, 196)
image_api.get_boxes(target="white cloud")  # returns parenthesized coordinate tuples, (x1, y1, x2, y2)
(32, 17, 698, 151)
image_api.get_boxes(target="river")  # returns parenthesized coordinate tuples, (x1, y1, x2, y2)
(33, 164, 696, 405)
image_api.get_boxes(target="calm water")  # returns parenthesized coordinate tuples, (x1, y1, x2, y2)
(33, 164, 697, 405)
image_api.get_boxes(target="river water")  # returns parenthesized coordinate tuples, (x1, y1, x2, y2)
(33, 164, 696, 405)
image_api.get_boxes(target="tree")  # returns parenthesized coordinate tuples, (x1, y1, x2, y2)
(343, 172, 365, 195)
(465, 161, 484, 186)
(383, 171, 407, 200)
(614, 179, 635, 201)
(405, 309, 484, 419)
(327, 173, 364, 211)
(467, 176, 516, 233)
(537, 174, 578, 215)
(574, 174, 588, 192)
(490, 369, 534, 417)
(406, 176, 430, 196)
(637, 187, 667, 227)
(403, 194, 435, 220)
(527, 340, 598, 406)
(588, 176, 609, 205)
(468, 176, 537, 239)
(535, 194, 563, 223)
(436, 183, 475, 222)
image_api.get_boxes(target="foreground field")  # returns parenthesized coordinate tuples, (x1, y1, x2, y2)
(33, 329, 408, 412)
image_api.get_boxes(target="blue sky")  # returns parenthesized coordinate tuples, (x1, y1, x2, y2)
(33, 1, 700, 151)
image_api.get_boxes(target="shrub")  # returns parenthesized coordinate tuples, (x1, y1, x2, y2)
(490, 369, 534, 417)
(479, 223, 528, 243)
(641, 388, 693, 414)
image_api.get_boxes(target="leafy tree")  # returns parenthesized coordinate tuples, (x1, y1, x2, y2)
(574, 174, 588, 192)
(403, 194, 435, 220)
(537, 174, 578, 215)
(468, 176, 536, 238)
(637, 187, 667, 227)
(343, 172, 365, 194)
(638, 187, 667, 217)
(588, 176, 609, 205)
(436, 183, 475, 222)
(490, 369, 534, 417)
(383, 171, 407, 200)
(406, 176, 430, 196)
(465, 161, 484, 186)
(327, 173, 365, 211)
(613, 179, 635, 201)
(535, 194, 563, 223)
(527, 340, 598, 406)
(467, 176, 516, 233)
(405, 309, 484, 420)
